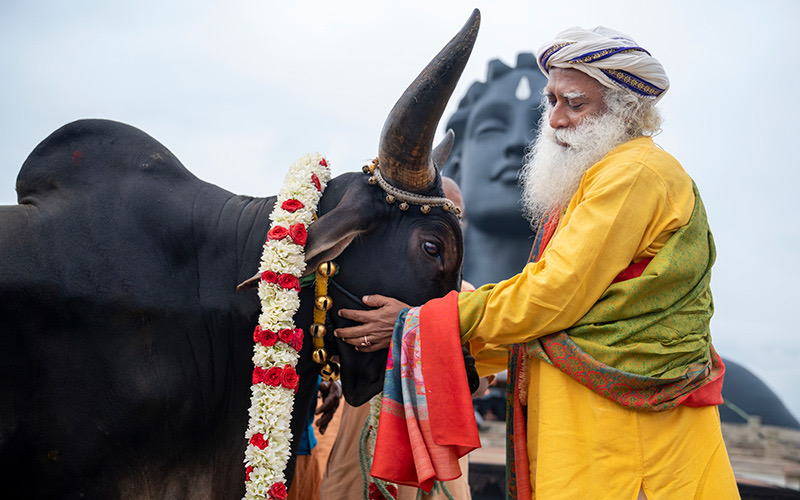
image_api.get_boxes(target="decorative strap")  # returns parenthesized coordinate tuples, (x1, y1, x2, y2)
(311, 261, 341, 382)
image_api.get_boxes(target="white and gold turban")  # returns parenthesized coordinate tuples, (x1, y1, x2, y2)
(537, 27, 669, 102)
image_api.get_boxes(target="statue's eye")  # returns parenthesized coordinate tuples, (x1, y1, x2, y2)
(422, 241, 441, 257)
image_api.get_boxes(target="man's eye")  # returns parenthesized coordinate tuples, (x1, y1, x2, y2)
(568, 102, 584, 109)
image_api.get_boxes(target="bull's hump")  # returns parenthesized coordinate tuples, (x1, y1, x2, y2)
(16, 119, 196, 202)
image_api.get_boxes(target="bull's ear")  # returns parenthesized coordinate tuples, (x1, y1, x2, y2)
(303, 190, 379, 276)
(237, 178, 381, 292)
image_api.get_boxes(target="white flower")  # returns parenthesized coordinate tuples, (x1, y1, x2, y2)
(244, 153, 331, 499)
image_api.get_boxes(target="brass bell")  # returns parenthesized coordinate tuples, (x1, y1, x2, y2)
(368, 176, 378, 186)
(315, 295, 333, 311)
(309, 323, 327, 338)
(421, 204, 431, 214)
(399, 202, 409, 211)
(312, 348, 329, 365)
(321, 360, 341, 382)
(385, 194, 395, 204)
(454, 206, 462, 216)
(317, 261, 338, 277)
(362, 165, 371, 174)
(443, 203, 451, 212)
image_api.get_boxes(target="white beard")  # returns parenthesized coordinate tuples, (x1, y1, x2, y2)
(520, 109, 632, 224)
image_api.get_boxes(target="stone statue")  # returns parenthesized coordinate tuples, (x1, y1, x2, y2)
(441, 53, 548, 285)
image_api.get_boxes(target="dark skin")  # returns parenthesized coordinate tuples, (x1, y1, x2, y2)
(315, 379, 342, 434)
(335, 295, 409, 353)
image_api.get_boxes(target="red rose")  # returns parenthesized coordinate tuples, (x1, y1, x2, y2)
(281, 199, 304, 213)
(280, 365, 299, 391)
(252, 367, 265, 385)
(265, 367, 282, 387)
(288, 223, 307, 246)
(261, 270, 278, 284)
(311, 173, 321, 191)
(259, 328, 278, 347)
(368, 483, 397, 500)
(277, 328, 294, 344)
(277, 273, 300, 292)
(319, 158, 328, 167)
(253, 325, 262, 343)
(292, 334, 303, 352)
(268, 482, 288, 500)
(249, 433, 269, 449)
(368, 483, 381, 500)
(267, 226, 289, 241)
(246, 465, 253, 482)
(291, 328, 303, 351)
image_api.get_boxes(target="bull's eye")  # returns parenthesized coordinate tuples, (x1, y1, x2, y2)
(422, 241, 441, 257)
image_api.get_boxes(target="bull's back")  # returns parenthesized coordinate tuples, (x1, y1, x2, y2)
(0, 119, 257, 498)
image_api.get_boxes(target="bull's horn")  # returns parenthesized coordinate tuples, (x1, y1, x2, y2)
(432, 129, 455, 167)
(378, 9, 480, 193)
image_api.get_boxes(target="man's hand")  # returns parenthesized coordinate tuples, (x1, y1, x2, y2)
(315, 380, 342, 435)
(335, 295, 408, 352)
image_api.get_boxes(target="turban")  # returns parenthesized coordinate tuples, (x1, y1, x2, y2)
(537, 27, 669, 102)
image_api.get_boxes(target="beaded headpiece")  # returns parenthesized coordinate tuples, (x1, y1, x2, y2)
(362, 158, 462, 219)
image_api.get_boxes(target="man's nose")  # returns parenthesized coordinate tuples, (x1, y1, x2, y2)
(549, 104, 570, 129)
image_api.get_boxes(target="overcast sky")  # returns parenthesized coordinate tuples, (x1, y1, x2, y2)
(2, 0, 799, 419)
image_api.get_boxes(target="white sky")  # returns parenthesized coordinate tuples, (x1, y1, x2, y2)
(2, 0, 799, 419)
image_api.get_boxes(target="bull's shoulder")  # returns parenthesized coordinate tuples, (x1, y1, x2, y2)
(16, 119, 197, 202)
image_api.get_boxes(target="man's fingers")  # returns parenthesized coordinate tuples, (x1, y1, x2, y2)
(334, 324, 373, 340)
(337, 307, 375, 324)
(361, 294, 391, 307)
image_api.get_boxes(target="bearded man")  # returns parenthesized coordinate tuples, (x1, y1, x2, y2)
(335, 26, 739, 499)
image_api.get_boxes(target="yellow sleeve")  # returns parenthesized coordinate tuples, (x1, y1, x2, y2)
(459, 155, 692, 346)
(466, 340, 508, 378)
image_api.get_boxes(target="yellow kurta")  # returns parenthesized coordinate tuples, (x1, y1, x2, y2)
(460, 137, 739, 498)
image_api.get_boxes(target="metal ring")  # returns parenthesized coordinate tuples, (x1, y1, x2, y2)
(363, 335, 371, 346)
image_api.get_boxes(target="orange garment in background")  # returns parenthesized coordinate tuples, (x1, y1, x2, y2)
(318, 401, 472, 500)
(287, 396, 344, 500)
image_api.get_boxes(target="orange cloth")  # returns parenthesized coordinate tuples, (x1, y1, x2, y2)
(371, 295, 480, 490)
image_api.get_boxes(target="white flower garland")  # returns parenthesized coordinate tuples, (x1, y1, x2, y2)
(243, 153, 331, 500)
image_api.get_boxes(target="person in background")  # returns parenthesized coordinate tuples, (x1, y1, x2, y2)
(287, 377, 342, 500)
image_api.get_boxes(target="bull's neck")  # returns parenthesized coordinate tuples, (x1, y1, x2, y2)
(190, 184, 277, 288)
(232, 195, 277, 285)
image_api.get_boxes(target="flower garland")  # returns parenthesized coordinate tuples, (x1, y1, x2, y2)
(243, 153, 331, 500)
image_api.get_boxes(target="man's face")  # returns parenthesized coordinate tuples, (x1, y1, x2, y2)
(459, 67, 547, 235)
(543, 68, 608, 144)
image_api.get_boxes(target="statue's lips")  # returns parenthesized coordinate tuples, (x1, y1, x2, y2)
(491, 162, 523, 184)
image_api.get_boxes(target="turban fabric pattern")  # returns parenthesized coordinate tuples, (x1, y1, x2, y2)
(537, 26, 670, 102)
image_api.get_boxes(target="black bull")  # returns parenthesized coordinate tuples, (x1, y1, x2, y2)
(0, 10, 480, 499)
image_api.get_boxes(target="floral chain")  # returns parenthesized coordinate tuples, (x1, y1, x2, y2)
(243, 153, 332, 500)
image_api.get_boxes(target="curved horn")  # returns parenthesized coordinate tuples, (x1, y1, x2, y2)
(378, 9, 480, 193)
(432, 129, 455, 167)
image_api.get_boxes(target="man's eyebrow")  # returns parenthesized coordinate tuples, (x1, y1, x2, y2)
(540, 89, 587, 99)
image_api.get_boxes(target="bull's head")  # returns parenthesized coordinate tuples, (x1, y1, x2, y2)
(302, 10, 480, 405)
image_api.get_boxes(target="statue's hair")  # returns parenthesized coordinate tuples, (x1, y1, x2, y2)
(603, 87, 663, 137)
